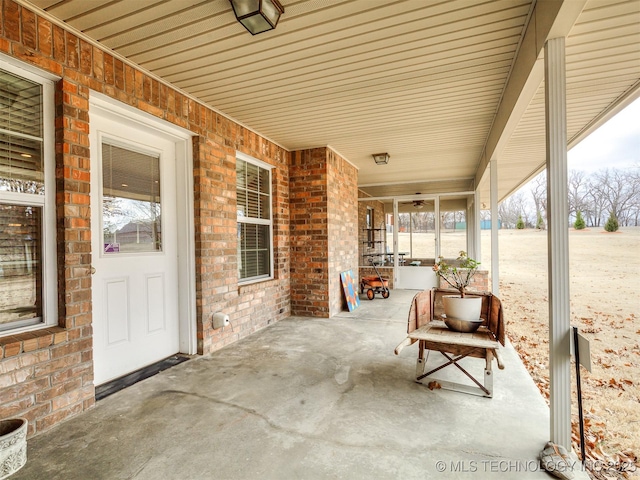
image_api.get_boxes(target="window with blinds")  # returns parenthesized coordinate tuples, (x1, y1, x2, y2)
(0, 69, 44, 194)
(0, 68, 47, 332)
(236, 155, 272, 282)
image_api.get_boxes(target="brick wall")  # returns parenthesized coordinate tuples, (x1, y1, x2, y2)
(468, 269, 489, 292)
(0, 0, 290, 436)
(289, 147, 358, 317)
(327, 149, 358, 316)
(0, 76, 94, 436)
(193, 135, 290, 353)
(289, 148, 329, 317)
(437, 269, 489, 293)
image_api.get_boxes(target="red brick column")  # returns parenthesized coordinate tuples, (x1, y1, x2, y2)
(290, 147, 359, 317)
(327, 150, 358, 316)
(47, 78, 95, 430)
(289, 148, 329, 316)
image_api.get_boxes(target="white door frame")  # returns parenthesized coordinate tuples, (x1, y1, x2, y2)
(89, 92, 197, 355)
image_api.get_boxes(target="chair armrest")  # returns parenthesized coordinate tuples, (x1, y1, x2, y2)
(494, 348, 505, 369)
(394, 337, 413, 355)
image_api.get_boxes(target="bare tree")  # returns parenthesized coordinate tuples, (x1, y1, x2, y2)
(480, 209, 492, 221)
(499, 192, 530, 229)
(530, 172, 547, 228)
(398, 212, 410, 232)
(589, 168, 639, 226)
(628, 166, 640, 226)
(501, 166, 639, 229)
(440, 211, 455, 230)
(567, 170, 588, 220)
(584, 178, 607, 227)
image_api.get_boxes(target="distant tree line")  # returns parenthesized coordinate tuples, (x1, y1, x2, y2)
(397, 210, 471, 232)
(493, 167, 640, 229)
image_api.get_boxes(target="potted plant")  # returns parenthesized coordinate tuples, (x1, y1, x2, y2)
(0, 418, 27, 479)
(433, 251, 482, 323)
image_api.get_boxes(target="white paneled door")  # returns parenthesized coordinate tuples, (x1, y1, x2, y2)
(90, 107, 179, 385)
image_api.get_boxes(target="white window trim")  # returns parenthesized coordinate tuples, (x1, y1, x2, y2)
(0, 59, 58, 335)
(236, 151, 274, 285)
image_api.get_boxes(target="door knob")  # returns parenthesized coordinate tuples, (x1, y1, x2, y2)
(90, 266, 96, 275)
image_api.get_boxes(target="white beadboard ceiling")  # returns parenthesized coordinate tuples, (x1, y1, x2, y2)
(22, 0, 640, 206)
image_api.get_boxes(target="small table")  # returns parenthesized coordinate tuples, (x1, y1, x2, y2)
(385, 252, 408, 265)
(404, 320, 504, 397)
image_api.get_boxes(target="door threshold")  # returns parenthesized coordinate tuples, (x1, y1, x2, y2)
(96, 354, 192, 401)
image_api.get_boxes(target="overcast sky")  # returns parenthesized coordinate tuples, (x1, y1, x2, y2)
(568, 96, 640, 172)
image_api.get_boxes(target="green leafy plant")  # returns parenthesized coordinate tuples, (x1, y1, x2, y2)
(604, 212, 619, 232)
(516, 215, 525, 229)
(536, 212, 545, 230)
(574, 210, 586, 230)
(433, 251, 480, 297)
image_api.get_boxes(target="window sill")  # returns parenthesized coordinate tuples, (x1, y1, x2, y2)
(238, 277, 276, 293)
(0, 326, 68, 359)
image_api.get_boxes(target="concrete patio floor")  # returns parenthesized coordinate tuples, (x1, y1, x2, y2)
(14, 289, 588, 479)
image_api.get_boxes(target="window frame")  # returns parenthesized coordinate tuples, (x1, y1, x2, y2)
(236, 151, 274, 285)
(0, 59, 57, 335)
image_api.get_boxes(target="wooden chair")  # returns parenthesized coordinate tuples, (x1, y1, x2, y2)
(395, 288, 506, 397)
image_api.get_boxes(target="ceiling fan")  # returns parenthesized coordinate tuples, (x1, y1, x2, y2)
(399, 193, 426, 209)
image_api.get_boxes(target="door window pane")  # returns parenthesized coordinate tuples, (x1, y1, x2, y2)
(0, 203, 42, 330)
(102, 143, 162, 253)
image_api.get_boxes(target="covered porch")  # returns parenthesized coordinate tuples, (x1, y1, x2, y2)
(0, 0, 637, 469)
(13, 289, 583, 479)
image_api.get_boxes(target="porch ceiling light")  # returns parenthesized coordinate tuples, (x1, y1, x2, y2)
(230, 0, 285, 35)
(372, 153, 390, 165)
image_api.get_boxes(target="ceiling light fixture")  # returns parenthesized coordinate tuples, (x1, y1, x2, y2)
(372, 153, 390, 165)
(230, 0, 285, 35)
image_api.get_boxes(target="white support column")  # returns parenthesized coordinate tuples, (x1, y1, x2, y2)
(490, 159, 499, 296)
(434, 196, 441, 259)
(475, 192, 481, 265)
(545, 37, 572, 450)
(393, 199, 399, 286)
(466, 197, 473, 258)
(468, 192, 481, 262)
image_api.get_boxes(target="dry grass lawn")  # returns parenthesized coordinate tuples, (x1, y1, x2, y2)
(485, 227, 639, 478)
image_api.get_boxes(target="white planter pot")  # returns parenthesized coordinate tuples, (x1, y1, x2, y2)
(0, 418, 27, 480)
(442, 295, 482, 321)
